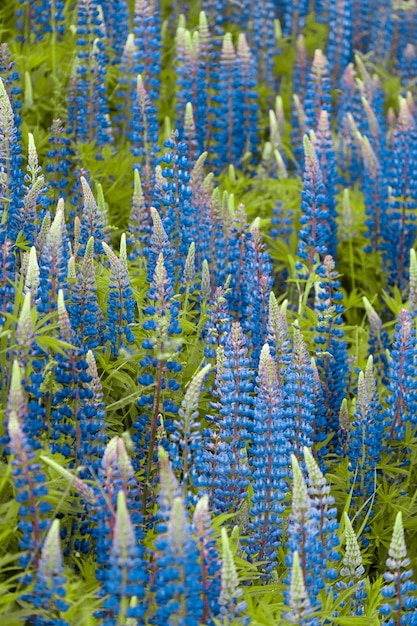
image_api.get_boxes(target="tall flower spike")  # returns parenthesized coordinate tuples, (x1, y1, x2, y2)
(69, 236, 102, 349)
(246, 343, 289, 576)
(219, 527, 243, 622)
(296, 135, 330, 275)
(283, 551, 317, 625)
(27, 519, 69, 618)
(102, 241, 136, 355)
(101, 491, 146, 624)
(170, 364, 211, 491)
(8, 410, 51, 578)
(79, 177, 106, 256)
(380, 512, 417, 621)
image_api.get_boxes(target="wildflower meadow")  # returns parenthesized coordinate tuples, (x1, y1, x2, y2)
(2, 0, 417, 624)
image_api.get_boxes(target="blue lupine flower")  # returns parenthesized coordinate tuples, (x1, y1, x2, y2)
(37, 200, 70, 314)
(78, 176, 107, 256)
(192, 495, 221, 623)
(130, 75, 160, 197)
(248, 0, 275, 85)
(132, 253, 182, 471)
(296, 136, 330, 275)
(384, 308, 417, 442)
(69, 237, 102, 349)
(8, 409, 51, 580)
(384, 97, 417, 289)
(50, 291, 96, 465)
(153, 450, 203, 625)
(327, 0, 353, 80)
(101, 0, 129, 59)
(0, 77, 24, 244)
(312, 110, 338, 259)
(293, 35, 308, 102)
(246, 344, 289, 576)
(132, 0, 161, 102)
(283, 327, 315, 455)
(304, 50, 332, 131)
(287, 452, 339, 611)
(363, 297, 390, 385)
(283, 0, 309, 37)
(235, 34, 259, 163)
(368, 0, 393, 62)
(102, 240, 136, 355)
(101, 491, 147, 625)
(67, 1, 112, 147)
(26, 519, 69, 625)
(15, 0, 65, 42)
(200, 322, 254, 515)
(314, 256, 349, 452)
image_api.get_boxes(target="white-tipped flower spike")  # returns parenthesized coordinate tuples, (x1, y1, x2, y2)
(114, 490, 135, 560)
(27, 132, 40, 179)
(158, 447, 181, 519)
(341, 513, 364, 580)
(200, 259, 211, 302)
(67, 255, 76, 282)
(24, 246, 40, 296)
(57, 289, 74, 344)
(387, 512, 408, 570)
(38, 519, 64, 580)
(340, 188, 355, 240)
(409, 249, 417, 313)
(303, 446, 327, 496)
(290, 454, 310, 518)
(286, 551, 313, 622)
(219, 527, 241, 612)
(183, 242, 195, 286)
(7, 361, 27, 420)
(16, 291, 34, 350)
(179, 364, 210, 432)
(35, 211, 51, 254)
(119, 233, 128, 270)
(274, 148, 288, 178)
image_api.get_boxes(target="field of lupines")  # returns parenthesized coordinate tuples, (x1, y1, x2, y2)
(3, 0, 417, 624)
